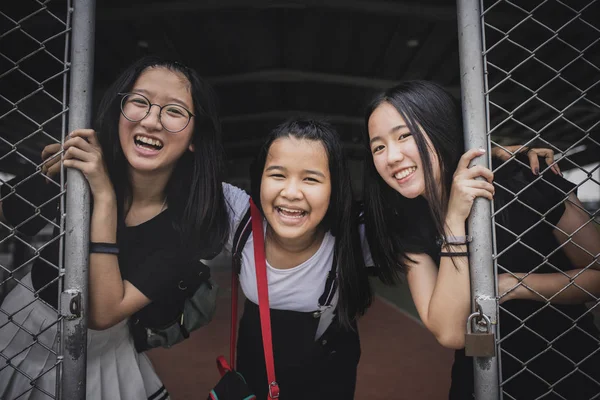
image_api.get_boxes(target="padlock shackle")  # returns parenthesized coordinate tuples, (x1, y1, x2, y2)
(466, 311, 492, 333)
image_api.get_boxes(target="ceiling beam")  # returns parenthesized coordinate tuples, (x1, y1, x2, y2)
(222, 110, 362, 125)
(97, 1, 457, 22)
(225, 139, 364, 152)
(207, 68, 461, 95)
(208, 69, 400, 90)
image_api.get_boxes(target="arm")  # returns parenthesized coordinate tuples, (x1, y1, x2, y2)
(499, 193, 600, 304)
(407, 148, 495, 349)
(499, 269, 600, 304)
(491, 145, 561, 176)
(406, 241, 470, 349)
(87, 193, 151, 330)
(63, 129, 150, 330)
(554, 194, 600, 271)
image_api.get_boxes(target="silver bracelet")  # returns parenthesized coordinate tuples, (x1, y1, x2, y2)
(441, 235, 472, 246)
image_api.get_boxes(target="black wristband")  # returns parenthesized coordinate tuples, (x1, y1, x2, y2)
(439, 251, 469, 257)
(90, 242, 119, 255)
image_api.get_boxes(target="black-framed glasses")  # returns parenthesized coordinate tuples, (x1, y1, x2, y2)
(118, 92, 194, 133)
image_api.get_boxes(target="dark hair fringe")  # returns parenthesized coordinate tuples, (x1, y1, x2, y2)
(95, 55, 229, 258)
(250, 118, 373, 329)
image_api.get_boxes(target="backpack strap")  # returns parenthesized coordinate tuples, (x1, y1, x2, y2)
(228, 205, 252, 370)
(232, 207, 252, 274)
(317, 251, 338, 308)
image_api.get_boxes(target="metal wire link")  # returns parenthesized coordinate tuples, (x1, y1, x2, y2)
(479, 0, 600, 398)
(0, 1, 71, 399)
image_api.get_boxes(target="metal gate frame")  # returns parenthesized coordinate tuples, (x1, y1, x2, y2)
(0, 1, 94, 398)
(457, 0, 600, 398)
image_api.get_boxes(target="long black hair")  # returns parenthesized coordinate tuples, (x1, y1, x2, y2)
(362, 81, 464, 282)
(250, 118, 373, 328)
(95, 55, 229, 257)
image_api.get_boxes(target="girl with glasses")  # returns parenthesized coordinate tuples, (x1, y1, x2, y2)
(0, 56, 230, 399)
(362, 80, 600, 399)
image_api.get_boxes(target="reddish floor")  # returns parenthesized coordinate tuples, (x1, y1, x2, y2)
(148, 271, 454, 399)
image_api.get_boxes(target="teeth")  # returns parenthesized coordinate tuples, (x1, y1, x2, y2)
(277, 207, 305, 218)
(135, 135, 163, 149)
(279, 207, 303, 214)
(394, 167, 416, 180)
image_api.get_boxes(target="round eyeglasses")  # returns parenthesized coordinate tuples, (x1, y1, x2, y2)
(118, 92, 194, 133)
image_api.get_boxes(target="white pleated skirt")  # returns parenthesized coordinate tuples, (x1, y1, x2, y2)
(0, 273, 169, 400)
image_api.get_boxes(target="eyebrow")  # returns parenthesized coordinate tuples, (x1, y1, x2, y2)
(369, 124, 409, 145)
(131, 89, 192, 109)
(265, 165, 326, 179)
(304, 169, 326, 178)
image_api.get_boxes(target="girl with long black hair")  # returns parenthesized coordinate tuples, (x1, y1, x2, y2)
(0, 56, 229, 399)
(222, 118, 373, 399)
(362, 80, 600, 399)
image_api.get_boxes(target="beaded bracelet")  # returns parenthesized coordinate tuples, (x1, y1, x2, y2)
(441, 235, 472, 246)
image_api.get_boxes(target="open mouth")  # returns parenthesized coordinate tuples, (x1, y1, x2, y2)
(394, 166, 416, 180)
(134, 135, 163, 151)
(276, 206, 307, 219)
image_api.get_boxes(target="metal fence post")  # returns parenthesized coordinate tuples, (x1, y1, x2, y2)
(61, 0, 96, 398)
(456, 0, 500, 399)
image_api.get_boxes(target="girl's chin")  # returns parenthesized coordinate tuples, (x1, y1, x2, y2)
(268, 222, 320, 242)
(390, 182, 424, 199)
(125, 159, 167, 175)
(399, 189, 423, 199)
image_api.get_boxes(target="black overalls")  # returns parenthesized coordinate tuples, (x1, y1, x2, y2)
(236, 300, 361, 400)
(231, 209, 361, 400)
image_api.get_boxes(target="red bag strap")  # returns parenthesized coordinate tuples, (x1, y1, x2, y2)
(216, 271, 239, 375)
(250, 199, 280, 399)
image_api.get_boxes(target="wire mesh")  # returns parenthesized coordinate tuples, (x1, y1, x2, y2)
(480, 0, 600, 398)
(0, 1, 71, 398)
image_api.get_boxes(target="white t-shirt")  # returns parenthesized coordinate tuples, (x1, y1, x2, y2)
(222, 183, 371, 315)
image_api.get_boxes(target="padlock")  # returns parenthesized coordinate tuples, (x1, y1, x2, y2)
(464, 312, 496, 357)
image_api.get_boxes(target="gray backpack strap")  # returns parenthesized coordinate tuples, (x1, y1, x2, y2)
(232, 207, 252, 274)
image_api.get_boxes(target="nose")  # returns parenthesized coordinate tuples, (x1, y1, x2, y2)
(387, 142, 405, 166)
(280, 179, 303, 201)
(140, 104, 163, 131)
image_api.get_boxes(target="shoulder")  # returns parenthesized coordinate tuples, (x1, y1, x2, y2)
(222, 182, 250, 214)
(222, 183, 250, 250)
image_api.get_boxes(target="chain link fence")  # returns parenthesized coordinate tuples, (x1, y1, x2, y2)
(464, 0, 600, 398)
(0, 1, 91, 398)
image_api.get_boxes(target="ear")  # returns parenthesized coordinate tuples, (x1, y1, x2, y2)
(188, 143, 195, 152)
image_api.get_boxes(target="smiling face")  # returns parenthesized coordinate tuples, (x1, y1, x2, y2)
(260, 136, 332, 243)
(368, 102, 440, 199)
(118, 66, 194, 175)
